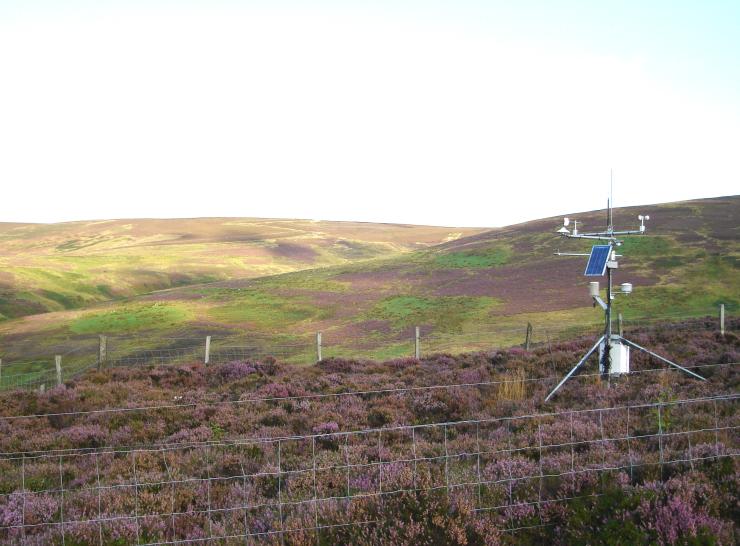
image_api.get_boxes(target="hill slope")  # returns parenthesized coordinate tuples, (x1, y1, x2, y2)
(0, 218, 481, 319)
(0, 196, 737, 365)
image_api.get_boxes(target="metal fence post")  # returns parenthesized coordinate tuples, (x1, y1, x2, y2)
(414, 326, 420, 359)
(55, 355, 62, 386)
(204, 336, 211, 365)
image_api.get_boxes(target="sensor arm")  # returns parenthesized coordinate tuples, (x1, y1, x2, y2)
(592, 295, 607, 310)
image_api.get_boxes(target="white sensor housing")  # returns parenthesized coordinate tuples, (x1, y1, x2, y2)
(588, 281, 600, 297)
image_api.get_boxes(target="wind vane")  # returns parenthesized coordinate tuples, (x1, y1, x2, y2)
(545, 184, 705, 402)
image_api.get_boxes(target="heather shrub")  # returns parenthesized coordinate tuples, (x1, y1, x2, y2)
(313, 421, 340, 449)
(367, 406, 394, 427)
(385, 357, 419, 371)
(210, 360, 258, 383)
(255, 357, 279, 376)
(165, 424, 212, 444)
(59, 423, 109, 448)
(317, 357, 357, 374)
(0, 321, 735, 543)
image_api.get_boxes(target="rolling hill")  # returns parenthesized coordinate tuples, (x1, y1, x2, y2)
(0, 218, 481, 320)
(0, 196, 737, 368)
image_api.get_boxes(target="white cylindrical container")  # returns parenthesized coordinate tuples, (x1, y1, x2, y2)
(589, 281, 600, 297)
(621, 282, 633, 294)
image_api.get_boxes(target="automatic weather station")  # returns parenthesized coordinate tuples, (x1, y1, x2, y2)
(545, 199, 706, 402)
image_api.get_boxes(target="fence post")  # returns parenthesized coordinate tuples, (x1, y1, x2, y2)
(414, 326, 420, 359)
(55, 355, 62, 386)
(618, 313, 624, 337)
(0, 358, 2, 385)
(39, 384, 45, 394)
(719, 304, 725, 336)
(316, 332, 322, 363)
(525, 323, 533, 351)
(98, 335, 107, 371)
(204, 336, 211, 365)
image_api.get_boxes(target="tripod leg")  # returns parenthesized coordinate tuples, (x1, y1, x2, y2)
(545, 336, 604, 402)
(620, 337, 706, 381)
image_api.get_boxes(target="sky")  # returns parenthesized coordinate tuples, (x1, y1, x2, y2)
(1, 1, 738, 227)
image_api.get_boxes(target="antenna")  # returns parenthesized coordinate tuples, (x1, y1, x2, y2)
(546, 177, 705, 402)
(609, 168, 614, 231)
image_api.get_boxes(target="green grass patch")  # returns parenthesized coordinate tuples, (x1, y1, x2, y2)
(618, 236, 675, 257)
(209, 290, 331, 329)
(70, 303, 190, 334)
(367, 295, 500, 333)
(432, 245, 511, 269)
(616, 255, 739, 317)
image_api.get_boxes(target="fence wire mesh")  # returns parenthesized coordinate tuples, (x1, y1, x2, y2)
(0, 395, 736, 544)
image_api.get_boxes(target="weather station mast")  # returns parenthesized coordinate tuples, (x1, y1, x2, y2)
(545, 185, 706, 402)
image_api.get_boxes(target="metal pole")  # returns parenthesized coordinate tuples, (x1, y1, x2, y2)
(618, 313, 623, 337)
(602, 265, 613, 377)
(719, 304, 725, 336)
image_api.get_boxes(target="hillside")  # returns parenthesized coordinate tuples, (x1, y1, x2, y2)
(0, 196, 737, 368)
(0, 218, 481, 319)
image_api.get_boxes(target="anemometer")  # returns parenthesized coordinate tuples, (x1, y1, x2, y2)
(545, 189, 705, 402)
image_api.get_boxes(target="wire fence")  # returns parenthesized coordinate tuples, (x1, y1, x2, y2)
(0, 308, 735, 392)
(0, 394, 736, 544)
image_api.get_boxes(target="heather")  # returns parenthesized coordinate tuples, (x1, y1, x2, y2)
(0, 325, 737, 544)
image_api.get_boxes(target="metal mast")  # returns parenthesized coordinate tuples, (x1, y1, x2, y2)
(545, 181, 705, 402)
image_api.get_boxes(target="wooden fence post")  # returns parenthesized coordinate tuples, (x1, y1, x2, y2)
(618, 313, 624, 337)
(719, 304, 725, 336)
(316, 332, 322, 363)
(205, 336, 211, 365)
(414, 326, 420, 359)
(98, 335, 107, 371)
(525, 323, 533, 351)
(55, 355, 62, 386)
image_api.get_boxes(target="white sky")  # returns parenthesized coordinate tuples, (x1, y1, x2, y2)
(1, 2, 738, 227)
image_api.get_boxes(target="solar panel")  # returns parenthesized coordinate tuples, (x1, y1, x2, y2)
(584, 245, 611, 276)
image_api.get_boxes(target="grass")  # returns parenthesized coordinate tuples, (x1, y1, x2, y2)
(69, 303, 191, 334)
(208, 290, 332, 329)
(431, 245, 511, 269)
(618, 235, 676, 257)
(367, 295, 500, 332)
